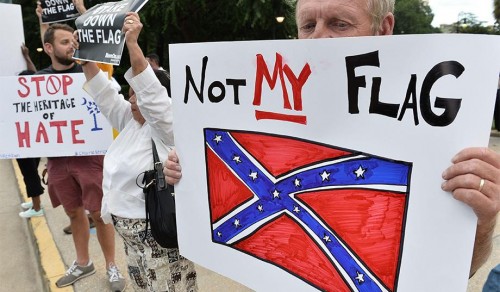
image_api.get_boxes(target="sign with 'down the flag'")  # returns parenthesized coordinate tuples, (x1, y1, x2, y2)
(73, 0, 148, 65)
(40, 0, 80, 24)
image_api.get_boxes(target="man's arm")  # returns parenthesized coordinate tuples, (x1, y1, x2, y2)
(470, 216, 497, 276)
(123, 12, 174, 146)
(21, 44, 37, 72)
(35, 2, 49, 45)
(123, 12, 148, 76)
(441, 147, 500, 276)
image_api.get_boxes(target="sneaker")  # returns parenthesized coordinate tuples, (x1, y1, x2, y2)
(63, 216, 96, 234)
(63, 224, 72, 235)
(21, 201, 33, 209)
(108, 263, 126, 292)
(56, 260, 96, 288)
(19, 208, 44, 218)
(88, 216, 96, 229)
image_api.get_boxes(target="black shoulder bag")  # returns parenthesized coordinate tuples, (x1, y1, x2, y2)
(137, 139, 178, 248)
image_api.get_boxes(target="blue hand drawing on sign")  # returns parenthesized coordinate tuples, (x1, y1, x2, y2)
(81, 97, 103, 131)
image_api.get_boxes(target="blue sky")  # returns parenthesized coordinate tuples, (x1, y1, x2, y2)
(428, 0, 495, 26)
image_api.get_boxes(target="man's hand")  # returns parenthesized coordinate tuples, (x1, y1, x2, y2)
(72, 0, 86, 14)
(36, 1, 42, 22)
(123, 12, 147, 76)
(441, 147, 500, 275)
(123, 12, 142, 46)
(21, 43, 30, 57)
(442, 147, 500, 224)
(72, 31, 100, 79)
(164, 149, 182, 185)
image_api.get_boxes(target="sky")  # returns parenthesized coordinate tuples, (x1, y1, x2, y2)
(427, 0, 495, 27)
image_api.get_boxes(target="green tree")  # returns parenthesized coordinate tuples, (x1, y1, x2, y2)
(16, 0, 296, 80)
(136, 0, 296, 67)
(456, 12, 498, 34)
(495, 0, 500, 21)
(394, 0, 439, 34)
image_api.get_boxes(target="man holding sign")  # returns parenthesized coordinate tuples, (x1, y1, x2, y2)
(165, 0, 499, 284)
(37, 23, 125, 291)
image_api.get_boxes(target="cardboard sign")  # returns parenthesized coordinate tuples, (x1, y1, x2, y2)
(73, 0, 148, 65)
(169, 34, 500, 292)
(0, 73, 113, 159)
(0, 3, 25, 76)
(40, 0, 80, 24)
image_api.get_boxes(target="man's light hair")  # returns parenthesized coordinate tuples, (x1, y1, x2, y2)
(367, 0, 395, 34)
(293, 0, 395, 34)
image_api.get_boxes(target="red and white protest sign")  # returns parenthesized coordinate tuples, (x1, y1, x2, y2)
(0, 73, 113, 158)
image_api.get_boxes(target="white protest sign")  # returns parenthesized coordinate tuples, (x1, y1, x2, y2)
(0, 73, 113, 159)
(0, 3, 25, 76)
(169, 34, 500, 292)
(40, 0, 80, 24)
(73, 0, 148, 65)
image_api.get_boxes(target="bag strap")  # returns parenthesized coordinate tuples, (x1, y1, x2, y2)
(151, 138, 166, 190)
(142, 139, 164, 243)
(142, 193, 149, 242)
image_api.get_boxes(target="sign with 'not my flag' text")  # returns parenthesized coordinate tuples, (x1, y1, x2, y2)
(169, 34, 500, 292)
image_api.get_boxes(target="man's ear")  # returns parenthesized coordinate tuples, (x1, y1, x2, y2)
(43, 42, 52, 54)
(378, 12, 395, 35)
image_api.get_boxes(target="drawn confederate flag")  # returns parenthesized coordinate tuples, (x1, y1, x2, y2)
(205, 128, 412, 292)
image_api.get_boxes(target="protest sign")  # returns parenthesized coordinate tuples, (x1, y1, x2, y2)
(0, 73, 113, 159)
(73, 0, 148, 65)
(40, 0, 80, 24)
(169, 34, 500, 291)
(0, 3, 25, 76)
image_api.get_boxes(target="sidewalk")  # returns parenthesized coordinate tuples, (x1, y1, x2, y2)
(2, 134, 500, 292)
(4, 158, 249, 292)
(0, 159, 45, 292)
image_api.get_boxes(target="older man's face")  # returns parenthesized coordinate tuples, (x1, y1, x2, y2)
(296, 0, 375, 39)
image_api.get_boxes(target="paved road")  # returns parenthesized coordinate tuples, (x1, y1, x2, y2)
(1, 135, 499, 292)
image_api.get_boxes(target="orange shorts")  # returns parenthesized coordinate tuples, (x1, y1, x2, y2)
(47, 156, 104, 212)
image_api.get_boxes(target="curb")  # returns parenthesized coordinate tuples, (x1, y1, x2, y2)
(491, 130, 500, 138)
(12, 160, 73, 292)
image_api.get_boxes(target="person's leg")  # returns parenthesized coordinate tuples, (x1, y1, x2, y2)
(31, 195, 42, 211)
(16, 158, 44, 211)
(56, 204, 96, 288)
(65, 206, 90, 265)
(118, 218, 198, 291)
(77, 155, 125, 291)
(113, 216, 148, 291)
(89, 210, 115, 267)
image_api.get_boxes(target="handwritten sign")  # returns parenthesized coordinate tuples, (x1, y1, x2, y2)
(40, 0, 80, 24)
(73, 0, 148, 65)
(0, 3, 25, 76)
(169, 34, 500, 292)
(0, 73, 113, 159)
